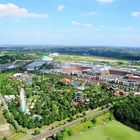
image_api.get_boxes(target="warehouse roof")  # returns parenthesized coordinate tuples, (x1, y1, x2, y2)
(26, 61, 45, 67)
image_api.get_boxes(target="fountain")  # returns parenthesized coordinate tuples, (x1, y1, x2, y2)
(20, 85, 26, 112)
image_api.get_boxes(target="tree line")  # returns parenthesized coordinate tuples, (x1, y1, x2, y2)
(112, 95, 140, 130)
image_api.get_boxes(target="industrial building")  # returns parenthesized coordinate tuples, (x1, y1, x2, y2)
(26, 61, 45, 71)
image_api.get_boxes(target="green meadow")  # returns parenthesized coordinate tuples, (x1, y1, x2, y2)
(66, 121, 140, 140)
(55, 54, 129, 63)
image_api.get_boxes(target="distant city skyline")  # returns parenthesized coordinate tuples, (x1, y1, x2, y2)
(0, 0, 140, 47)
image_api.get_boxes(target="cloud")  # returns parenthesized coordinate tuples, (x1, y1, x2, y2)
(84, 23, 93, 28)
(131, 12, 140, 17)
(72, 21, 93, 28)
(82, 12, 97, 16)
(100, 25, 105, 28)
(47, 25, 52, 28)
(72, 21, 81, 26)
(122, 27, 140, 32)
(57, 5, 64, 12)
(0, 3, 48, 18)
(35, 31, 42, 36)
(123, 27, 135, 32)
(96, 0, 114, 4)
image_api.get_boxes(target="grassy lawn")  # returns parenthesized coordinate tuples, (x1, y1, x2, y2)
(66, 121, 140, 140)
(66, 112, 112, 134)
(0, 72, 13, 84)
(0, 74, 8, 84)
(7, 132, 26, 140)
(55, 54, 129, 64)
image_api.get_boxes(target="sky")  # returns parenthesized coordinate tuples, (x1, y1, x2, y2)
(0, 0, 140, 47)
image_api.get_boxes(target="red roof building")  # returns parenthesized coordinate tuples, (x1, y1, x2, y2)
(60, 78, 72, 85)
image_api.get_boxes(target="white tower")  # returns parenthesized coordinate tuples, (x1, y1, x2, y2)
(20, 85, 26, 112)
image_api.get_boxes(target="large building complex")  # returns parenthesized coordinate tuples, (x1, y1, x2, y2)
(26, 61, 45, 71)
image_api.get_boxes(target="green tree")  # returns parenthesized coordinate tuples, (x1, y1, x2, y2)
(2, 137, 8, 140)
(91, 118, 96, 124)
(55, 131, 64, 140)
(33, 129, 41, 136)
(67, 129, 73, 136)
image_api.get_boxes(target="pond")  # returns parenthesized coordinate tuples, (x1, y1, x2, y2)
(26, 77, 32, 85)
(72, 80, 80, 88)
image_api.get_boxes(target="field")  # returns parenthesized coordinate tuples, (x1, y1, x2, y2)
(0, 111, 6, 125)
(7, 133, 26, 140)
(0, 111, 15, 140)
(0, 109, 25, 140)
(66, 121, 140, 140)
(55, 54, 129, 64)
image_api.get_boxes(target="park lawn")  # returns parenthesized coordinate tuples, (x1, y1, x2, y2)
(66, 112, 112, 135)
(66, 121, 140, 140)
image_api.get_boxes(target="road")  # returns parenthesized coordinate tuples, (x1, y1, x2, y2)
(12, 59, 32, 65)
(29, 108, 108, 140)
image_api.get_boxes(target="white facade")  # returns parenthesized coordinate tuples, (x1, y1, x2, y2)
(20, 87, 26, 112)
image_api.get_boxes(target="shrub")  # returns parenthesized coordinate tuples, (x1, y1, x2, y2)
(67, 129, 73, 136)
(33, 129, 41, 136)
(91, 118, 96, 124)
